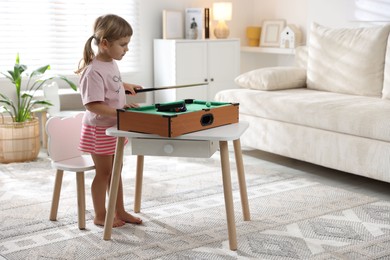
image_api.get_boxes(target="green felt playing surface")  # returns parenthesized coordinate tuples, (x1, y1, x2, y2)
(125, 100, 231, 116)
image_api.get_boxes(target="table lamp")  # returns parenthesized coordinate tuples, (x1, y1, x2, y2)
(213, 2, 232, 39)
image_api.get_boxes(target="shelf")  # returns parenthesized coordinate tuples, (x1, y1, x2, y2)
(240, 46, 296, 55)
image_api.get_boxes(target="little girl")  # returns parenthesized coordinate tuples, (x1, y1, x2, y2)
(76, 14, 142, 227)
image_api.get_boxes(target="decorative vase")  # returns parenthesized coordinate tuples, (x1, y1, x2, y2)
(246, 26, 261, 46)
(0, 117, 41, 163)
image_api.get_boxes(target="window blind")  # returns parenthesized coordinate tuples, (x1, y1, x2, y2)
(0, 0, 140, 76)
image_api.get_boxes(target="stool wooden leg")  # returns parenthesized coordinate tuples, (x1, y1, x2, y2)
(76, 172, 86, 230)
(233, 139, 250, 221)
(50, 169, 64, 221)
(134, 155, 144, 213)
(219, 140, 237, 251)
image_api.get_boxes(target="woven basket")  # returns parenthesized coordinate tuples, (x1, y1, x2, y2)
(0, 116, 41, 163)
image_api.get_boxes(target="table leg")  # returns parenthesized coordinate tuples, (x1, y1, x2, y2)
(103, 136, 126, 240)
(233, 139, 250, 221)
(219, 140, 237, 251)
(134, 155, 144, 213)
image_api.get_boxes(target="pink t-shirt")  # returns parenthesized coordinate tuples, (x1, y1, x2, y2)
(79, 59, 126, 126)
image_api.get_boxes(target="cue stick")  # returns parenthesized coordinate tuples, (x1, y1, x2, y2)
(125, 82, 208, 94)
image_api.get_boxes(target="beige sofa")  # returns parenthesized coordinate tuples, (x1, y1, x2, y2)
(215, 23, 390, 183)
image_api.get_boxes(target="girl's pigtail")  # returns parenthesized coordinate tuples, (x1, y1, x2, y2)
(75, 35, 96, 74)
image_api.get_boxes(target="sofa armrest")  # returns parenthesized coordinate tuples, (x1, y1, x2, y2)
(235, 67, 307, 91)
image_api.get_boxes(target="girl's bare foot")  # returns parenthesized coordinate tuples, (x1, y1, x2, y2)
(94, 216, 125, 227)
(117, 211, 142, 224)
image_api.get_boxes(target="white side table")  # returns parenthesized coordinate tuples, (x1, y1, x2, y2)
(103, 122, 250, 250)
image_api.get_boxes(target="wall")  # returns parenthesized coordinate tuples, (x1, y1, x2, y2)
(135, 0, 308, 101)
(1, 0, 387, 106)
(241, 0, 308, 72)
(307, 0, 353, 28)
(239, 0, 390, 73)
(133, 0, 253, 104)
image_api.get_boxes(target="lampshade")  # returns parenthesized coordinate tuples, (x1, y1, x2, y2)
(213, 2, 232, 21)
(213, 2, 232, 39)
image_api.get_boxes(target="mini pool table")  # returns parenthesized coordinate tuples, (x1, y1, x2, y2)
(117, 99, 239, 137)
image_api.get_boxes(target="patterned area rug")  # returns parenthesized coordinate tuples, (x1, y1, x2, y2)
(0, 147, 389, 260)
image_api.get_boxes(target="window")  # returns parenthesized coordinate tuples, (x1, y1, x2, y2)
(0, 0, 140, 76)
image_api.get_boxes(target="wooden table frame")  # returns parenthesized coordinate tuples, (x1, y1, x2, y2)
(103, 122, 250, 250)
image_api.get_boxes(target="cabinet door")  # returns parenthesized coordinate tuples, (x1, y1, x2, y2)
(175, 42, 208, 100)
(207, 41, 240, 100)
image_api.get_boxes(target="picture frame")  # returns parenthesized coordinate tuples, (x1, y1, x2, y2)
(260, 19, 286, 47)
(162, 10, 184, 39)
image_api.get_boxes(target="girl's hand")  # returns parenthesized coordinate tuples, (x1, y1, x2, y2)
(124, 103, 140, 109)
(124, 83, 143, 95)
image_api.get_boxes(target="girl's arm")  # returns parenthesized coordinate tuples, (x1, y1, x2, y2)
(123, 82, 143, 95)
(85, 101, 140, 116)
(85, 101, 117, 117)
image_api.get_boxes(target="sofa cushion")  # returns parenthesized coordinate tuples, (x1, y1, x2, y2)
(215, 88, 390, 143)
(307, 23, 390, 97)
(382, 34, 390, 99)
(234, 67, 306, 91)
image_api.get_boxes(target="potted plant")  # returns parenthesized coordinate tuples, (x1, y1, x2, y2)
(0, 54, 77, 163)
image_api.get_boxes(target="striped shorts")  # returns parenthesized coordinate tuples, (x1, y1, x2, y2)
(79, 124, 127, 155)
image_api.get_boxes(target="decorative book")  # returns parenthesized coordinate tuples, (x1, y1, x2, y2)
(185, 8, 203, 39)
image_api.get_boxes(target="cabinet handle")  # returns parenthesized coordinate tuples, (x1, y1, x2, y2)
(210, 78, 214, 82)
(204, 79, 208, 82)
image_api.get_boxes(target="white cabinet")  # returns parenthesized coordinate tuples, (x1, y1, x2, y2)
(153, 39, 240, 103)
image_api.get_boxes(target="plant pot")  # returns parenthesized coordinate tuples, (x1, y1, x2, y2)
(0, 116, 41, 163)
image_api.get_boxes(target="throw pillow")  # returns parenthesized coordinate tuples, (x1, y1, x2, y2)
(307, 22, 390, 97)
(234, 67, 306, 91)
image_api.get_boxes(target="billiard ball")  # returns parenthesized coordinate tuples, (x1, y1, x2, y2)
(205, 102, 211, 107)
